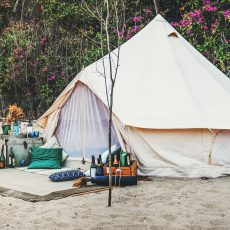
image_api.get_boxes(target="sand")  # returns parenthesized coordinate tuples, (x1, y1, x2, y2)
(0, 177, 230, 230)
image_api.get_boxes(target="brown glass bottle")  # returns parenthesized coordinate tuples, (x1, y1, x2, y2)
(0, 145, 5, 169)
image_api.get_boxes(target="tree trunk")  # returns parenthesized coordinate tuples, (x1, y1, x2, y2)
(153, 0, 159, 15)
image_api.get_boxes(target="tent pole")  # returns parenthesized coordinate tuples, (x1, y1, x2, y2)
(83, 96, 86, 161)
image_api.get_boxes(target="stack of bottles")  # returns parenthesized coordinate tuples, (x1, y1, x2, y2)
(0, 145, 15, 169)
(90, 150, 132, 179)
(90, 154, 104, 180)
(111, 151, 131, 167)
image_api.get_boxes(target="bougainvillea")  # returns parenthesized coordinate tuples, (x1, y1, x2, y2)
(0, 0, 229, 118)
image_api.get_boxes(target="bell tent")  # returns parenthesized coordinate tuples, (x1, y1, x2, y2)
(37, 14, 230, 178)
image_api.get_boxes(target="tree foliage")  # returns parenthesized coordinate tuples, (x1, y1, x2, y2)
(0, 0, 229, 118)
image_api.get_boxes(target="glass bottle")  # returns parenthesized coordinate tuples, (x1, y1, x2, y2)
(0, 145, 5, 169)
(120, 151, 127, 167)
(126, 153, 131, 166)
(9, 147, 15, 168)
(27, 119, 33, 137)
(96, 157, 103, 176)
(13, 119, 19, 137)
(90, 155, 97, 179)
(112, 153, 119, 167)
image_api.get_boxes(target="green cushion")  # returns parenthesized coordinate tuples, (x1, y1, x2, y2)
(28, 147, 62, 169)
(28, 160, 61, 169)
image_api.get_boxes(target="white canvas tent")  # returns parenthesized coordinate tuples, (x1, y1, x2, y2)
(37, 14, 230, 178)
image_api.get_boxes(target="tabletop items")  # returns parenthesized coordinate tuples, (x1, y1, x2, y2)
(90, 149, 137, 186)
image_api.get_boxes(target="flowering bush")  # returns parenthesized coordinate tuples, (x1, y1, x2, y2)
(169, 0, 229, 74)
(0, 0, 228, 118)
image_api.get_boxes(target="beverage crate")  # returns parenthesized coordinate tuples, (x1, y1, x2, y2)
(103, 160, 137, 176)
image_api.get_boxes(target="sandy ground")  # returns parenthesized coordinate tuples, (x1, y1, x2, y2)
(0, 177, 230, 230)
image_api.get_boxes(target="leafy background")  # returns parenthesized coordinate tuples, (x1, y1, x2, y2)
(0, 0, 229, 118)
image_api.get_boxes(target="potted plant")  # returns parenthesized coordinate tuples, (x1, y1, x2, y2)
(1, 104, 24, 135)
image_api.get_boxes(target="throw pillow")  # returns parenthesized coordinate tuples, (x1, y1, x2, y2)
(28, 147, 62, 169)
(49, 170, 85, 182)
(40, 136, 69, 164)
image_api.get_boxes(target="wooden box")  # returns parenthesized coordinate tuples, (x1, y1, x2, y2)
(103, 160, 137, 177)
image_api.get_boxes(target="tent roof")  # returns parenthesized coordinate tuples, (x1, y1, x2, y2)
(37, 14, 230, 130)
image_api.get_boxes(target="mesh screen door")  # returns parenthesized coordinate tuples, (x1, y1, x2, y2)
(55, 82, 119, 159)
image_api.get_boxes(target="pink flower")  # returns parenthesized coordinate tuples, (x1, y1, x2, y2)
(188, 10, 201, 18)
(133, 16, 138, 22)
(186, 29, 191, 34)
(145, 9, 151, 14)
(170, 22, 179, 27)
(132, 16, 142, 22)
(135, 25, 140, 31)
(118, 31, 124, 39)
(205, 5, 217, 12)
(129, 28, 134, 33)
(223, 10, 230, 20)
(42, 66, 48, 73)
(211, 19, 219, 28)
(203, 25, 208, 30)
(48, 74, 56, 81)
(126, 34, 132, 40)
(198, 17, 203, 24)
(13, 48, 23, 56)
(214, 19, 219, 24)
(202, 0, 211, 4)
(27, 45, 33, 49)
(39, 37, 46, 45)
(203, 51, 209, 57)
(180, 19, 191, 27)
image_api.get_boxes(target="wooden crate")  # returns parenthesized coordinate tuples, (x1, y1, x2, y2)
(103, 160, 137, 176)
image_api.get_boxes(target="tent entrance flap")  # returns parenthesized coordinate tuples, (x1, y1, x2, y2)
(55, 82, 119, 158)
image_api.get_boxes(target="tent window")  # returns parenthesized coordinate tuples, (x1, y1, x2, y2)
(168, 32, 178, 38)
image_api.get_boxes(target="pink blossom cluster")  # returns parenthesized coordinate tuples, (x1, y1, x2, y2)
(118, 26, 126, 39)
(204, 5, 217, 12)
(48, 73, 56, 81)
(118, 31, 124, 39)
(27, 44, 33, 49)
(13, 48, 24, 60)
(42, 66, 48, 73)
(188, 10, 201, 18)
(133, 16, 142, 22)
(211, 19, 219, 29)
(145, 9, 151, 14)
(130, 25, 140, 33)
(170, 22, 179, 27)
(179, 19, 192, 27)
(223, 10, 230, 20)
(39, 37, 46, 45)
(186, 29, 191, 34)
(202, 0, 211, 5)
(203, 51, 209, 57)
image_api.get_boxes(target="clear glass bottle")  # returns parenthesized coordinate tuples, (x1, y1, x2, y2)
(90, 155, 97, 179)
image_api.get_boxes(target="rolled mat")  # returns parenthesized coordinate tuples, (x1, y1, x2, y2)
(92, 176, 137, 186)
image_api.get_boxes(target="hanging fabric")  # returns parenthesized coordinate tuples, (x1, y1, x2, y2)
(55, 82, 119, 159)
